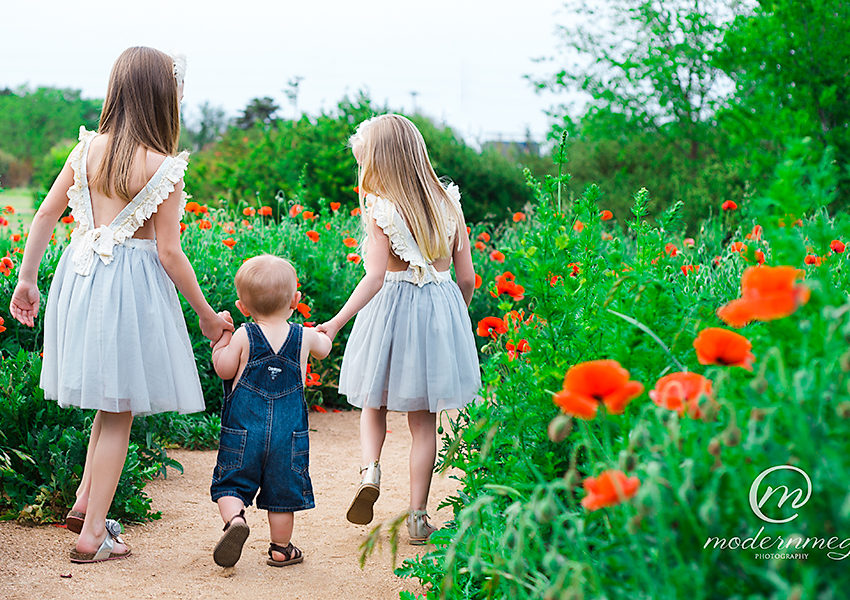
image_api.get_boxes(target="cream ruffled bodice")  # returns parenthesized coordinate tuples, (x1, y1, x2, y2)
(365, 184, 463, 287)
(66, 127, 189, 276)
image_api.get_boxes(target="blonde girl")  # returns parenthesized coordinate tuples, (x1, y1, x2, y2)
(318, 114, 480, 544)
(9, 47, 232, 562)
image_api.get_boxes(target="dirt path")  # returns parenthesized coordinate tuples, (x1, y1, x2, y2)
(0, 411, 460, 600)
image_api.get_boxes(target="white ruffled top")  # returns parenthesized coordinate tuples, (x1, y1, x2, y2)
(66, 126, 189, 276)
(365, 184, 463, 287)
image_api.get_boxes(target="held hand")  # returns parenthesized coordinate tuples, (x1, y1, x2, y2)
(218, 310, 234, 328)
(10, 280, 40, 327)
(316, 320, 340, 342)
(200, 311, 235, 343)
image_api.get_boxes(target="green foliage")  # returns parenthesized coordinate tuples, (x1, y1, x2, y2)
(396, 160, 850, 598)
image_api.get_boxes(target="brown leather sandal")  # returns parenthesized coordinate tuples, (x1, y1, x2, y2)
(65, 510, 85, 533)
(213, 509, 249, 567)
(266, 542, 303, 567)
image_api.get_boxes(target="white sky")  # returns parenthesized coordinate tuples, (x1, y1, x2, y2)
(0, 0, 573, 144)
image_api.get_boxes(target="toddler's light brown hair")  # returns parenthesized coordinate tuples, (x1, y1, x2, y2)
(234, 255, 297, 317)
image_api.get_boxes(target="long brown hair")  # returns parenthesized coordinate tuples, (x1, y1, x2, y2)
(351, 114, 463, 262)
(89, 47, 181, 201)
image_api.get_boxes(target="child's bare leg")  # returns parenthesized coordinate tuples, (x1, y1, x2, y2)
(360, 406, 388, 464)
(407, 410, 437, 511)
(268, 511, 294, 561)
(217, 496, 247, 525)
(71, 411, 103, 513)
(76, 410, 133, 553)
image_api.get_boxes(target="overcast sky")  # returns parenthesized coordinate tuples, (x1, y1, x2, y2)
(1, 0, 574, 144)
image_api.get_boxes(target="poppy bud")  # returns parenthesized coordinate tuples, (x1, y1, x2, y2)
(836, 402, 850, 419)
(620, 450, 637, 472)
(723, 425, 742, 447)
(750, 408, 767, 422)
(708, 438, 721, 457)
(563, 467, 580, 489)
(699, 497, 720, 525)
(750, 375, 768, 394)
(548, 414, 573, 443)
(534, 494, 558, 523)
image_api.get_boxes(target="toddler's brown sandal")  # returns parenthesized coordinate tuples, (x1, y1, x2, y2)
(213, 509, 250, 567)
(266, 542, 303, 567)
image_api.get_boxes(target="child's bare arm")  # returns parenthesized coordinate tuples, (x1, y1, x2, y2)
(212, 326, 248, 380)
(305, 328, 332, 360)
(452, 212, 476, 307)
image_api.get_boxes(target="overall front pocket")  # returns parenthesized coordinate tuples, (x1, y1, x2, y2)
(291, 430, 310, 475)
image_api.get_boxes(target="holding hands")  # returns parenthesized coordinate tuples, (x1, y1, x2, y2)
(202, 309, 235, 345)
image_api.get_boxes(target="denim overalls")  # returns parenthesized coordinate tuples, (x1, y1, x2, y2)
(210, 322, 314, 512)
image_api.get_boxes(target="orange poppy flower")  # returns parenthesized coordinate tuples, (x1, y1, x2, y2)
(289, 204, 303, 217)
(474, 241, 486, 251)
(693, 328, 755, 370)
(549, 274, 562, 287)
(306, 230, 320, 243)
(242, 207, 256, 217)
(258, 206, 273, 216)
(343, 237, 358, 248)
(745, 224, 763, 241)
(665, 243, 678, 257)
(506, 338, 530, 361)
(477, 232, 491, 242)
(755, 250, 765, 264)
(552, 360, 644, 419)
(831, 240, 845, 253)
(353, 186, 360, 194)
(649, 372, 713, 419)
(351, 207, 361, 216)
(324, 223, 332, 231)
(223, 238, 237, 248)
(0, 257, 12, 277)
(185, 201, 202, 214)
(297, 303, 311, 318)
(474, 273, 482, 289)
(600, 209, 613, 221)
(717, 266, 810, 327)
(61, 216, 74, 224)
(477, 316, 508, 338)
(804, 255, 823, 266)
(490, 250, 505, 263)
(581, 470, 640, 511)
(513, 212, 526, 222)
(10, 234, 20, 242)
(491, 272, 525, 301)
(180, 223, 187, 233)
(730, 241, 747, 253)
(198, 219, 212, 230)
(573, 220, 584, 232)
(722, 200, 737, 211)
(306, 365, 321, 387)
(0, 316, 5, 333)
(330, 202, 341, 212)
(568, 263, 579, 277)
(346, 253, 362, 264)
(3, 206, 14, 214)
(681, 264, 699, 275)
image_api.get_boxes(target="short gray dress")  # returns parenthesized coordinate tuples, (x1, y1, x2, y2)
(40, 127, 205, 416)
(338, 187, 481, 414)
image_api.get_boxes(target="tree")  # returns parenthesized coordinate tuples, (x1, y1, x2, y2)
(235, 97, 280, 130)
(182, 101, 228, 151)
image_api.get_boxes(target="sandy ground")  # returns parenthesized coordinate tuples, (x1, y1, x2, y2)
(0, 410, 460, 600)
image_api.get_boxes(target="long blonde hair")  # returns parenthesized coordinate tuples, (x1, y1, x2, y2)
(351, 114, 463, 262)
(89, 47, 181, 202)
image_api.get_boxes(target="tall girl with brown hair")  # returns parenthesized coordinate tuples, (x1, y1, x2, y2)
(9, 47, 232, 562)
(318, 114, 481, 544)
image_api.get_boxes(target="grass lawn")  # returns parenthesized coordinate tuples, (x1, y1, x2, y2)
(0, 187, 35, 230)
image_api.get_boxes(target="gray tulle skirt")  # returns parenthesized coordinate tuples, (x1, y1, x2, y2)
(40, 238, 205, 416)
(338, 271, 481, 413)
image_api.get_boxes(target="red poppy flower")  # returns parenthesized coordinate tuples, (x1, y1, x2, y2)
(351, 207, 361, 216)
(490, 250, 505, 263)
(330, 202, 341, 212)
(61, 216, 74, 224)
(506, 339, 530, 361)
(474, 273, 482, 289)
(549, 274, 562, 287)
(297, 302, 311, 318)
(693, 328, 755, 370)
(242, 207, 256, 217)
(745, 225, 763, 241)
(302, 211, 315, 221)
(683, 237, 695, 248)
(0, 257, 12, 276)
(830, 240, 845, 253)
(717, 266, 810, 327)
(491, 272, 525, 301)
(581, 470, 640, 511)
(198, 219, 212, 230)
(11, 234, 21, 242)
(3, 206, 14, 214)
(730, 241, 747, 253)
(478, 232, 491, 242)
(552, 360, 644, 419)
(568, 263, 579, 277)
(223, 238, 236, 248)
(477, 316, 508, 338)
(754, 250, 765, 264)
(199, 205, 209, 214)
(310, 402, 326, 409)
(0, 316, 5, 333)
(346, 253, 362, 264)
(600, 210, 613, 221)
(306, 230, 320, 243)
(466, 226, 471, 235)
(343, 237, 358, 248)
(474, 241, 486, 251)
(601, 232, 613, 240)
(722, 200, 737, 211)
(289, 204, 303, 217)
(513, 212, 526, 222)
(353, 186, 360, 194)
(665, 243, 678, 257)
(185, 201, 202, 214)
(180, 223, 187, 233)
(804, 255, 823, 266)
(681, 264, 699, 275)
(573, 220, 584, 232)
(649, 372, 713, 419)
(258, 206, 273, 216)
(324, 223, 332, 231)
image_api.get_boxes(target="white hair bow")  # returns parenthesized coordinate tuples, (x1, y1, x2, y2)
(170, 52, 187, 86)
